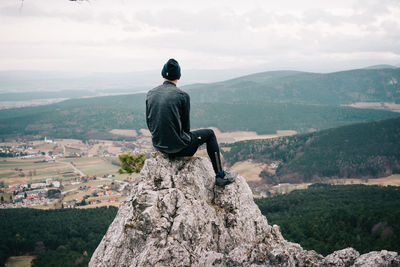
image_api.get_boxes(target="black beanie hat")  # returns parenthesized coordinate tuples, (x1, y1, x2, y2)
(161, 58, 181, 80)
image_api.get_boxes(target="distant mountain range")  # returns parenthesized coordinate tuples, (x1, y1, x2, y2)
(184, 68, 400, 105)
(0, 68, 257, 97)
(223, 116, 400, 183)
(363, 64, 399, 69)
(1, 64, 398, 102)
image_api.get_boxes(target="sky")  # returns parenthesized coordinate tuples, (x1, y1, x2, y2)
(0, 0, 400, 73)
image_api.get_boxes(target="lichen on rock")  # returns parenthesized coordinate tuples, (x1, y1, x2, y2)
(90, 153, 399, 267)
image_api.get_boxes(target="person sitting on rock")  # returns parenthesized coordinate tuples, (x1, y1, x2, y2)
(146, 58, 237, 187)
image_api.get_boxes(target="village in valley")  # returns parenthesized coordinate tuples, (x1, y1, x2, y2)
(0, 133, 154, 209)
(3, 128, 393, 210)
(1, 128, 287, 210)
(0, 130, 283, 209)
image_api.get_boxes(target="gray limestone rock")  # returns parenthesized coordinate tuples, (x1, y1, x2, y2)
(353, 250, 398, 267)
(90, 154, 398, 267)
(324, 248, 360, 266)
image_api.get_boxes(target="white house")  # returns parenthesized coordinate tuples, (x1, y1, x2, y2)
(31, 183, 47, 189)
(15, 192, 25, 199)
(26, 189, 47, 197)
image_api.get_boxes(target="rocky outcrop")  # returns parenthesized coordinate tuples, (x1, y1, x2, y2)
(90, 154, 399, 267)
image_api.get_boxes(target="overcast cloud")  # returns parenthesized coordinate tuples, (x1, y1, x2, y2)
(0, 0, 399, 73)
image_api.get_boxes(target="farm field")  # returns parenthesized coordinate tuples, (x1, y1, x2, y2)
(0, 156, 129, 186)
(272, 183, 311, 194)
(110, 129, 138, 137)
(59, 157, 124, 177)
(209, 127, 297, 143)
(270, 174, 400, 196)
(0, 158, 75, 185)
(87, 141, 126, 156)
(1, 138, 139, 158)
(328, 174, 400, 186)
(231, 160, 266, 182)
(344, 102, 400, 113)
(5, 256, 35, 267)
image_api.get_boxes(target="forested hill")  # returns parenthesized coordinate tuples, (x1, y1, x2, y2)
(184, 68, 400, 105)
(223, 116, 400, 183)
(0, 207, 117, 267)
(1, 95, 398, 141)
(255, 184, 400, 256)
(1, 67, 400, 140)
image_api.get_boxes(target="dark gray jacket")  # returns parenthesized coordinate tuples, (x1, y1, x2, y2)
(146, 81, 191, 153)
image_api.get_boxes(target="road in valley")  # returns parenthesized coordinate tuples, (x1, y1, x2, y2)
(57, 160, 86, 177)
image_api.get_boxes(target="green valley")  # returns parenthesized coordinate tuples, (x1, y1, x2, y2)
(0, 97, 398, 141)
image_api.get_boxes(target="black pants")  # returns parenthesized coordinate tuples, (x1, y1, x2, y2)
(168, 129, 222, 174)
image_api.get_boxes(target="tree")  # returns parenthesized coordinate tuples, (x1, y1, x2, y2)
(47, 189, 61, 199)
(118, 153, 146, 174)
